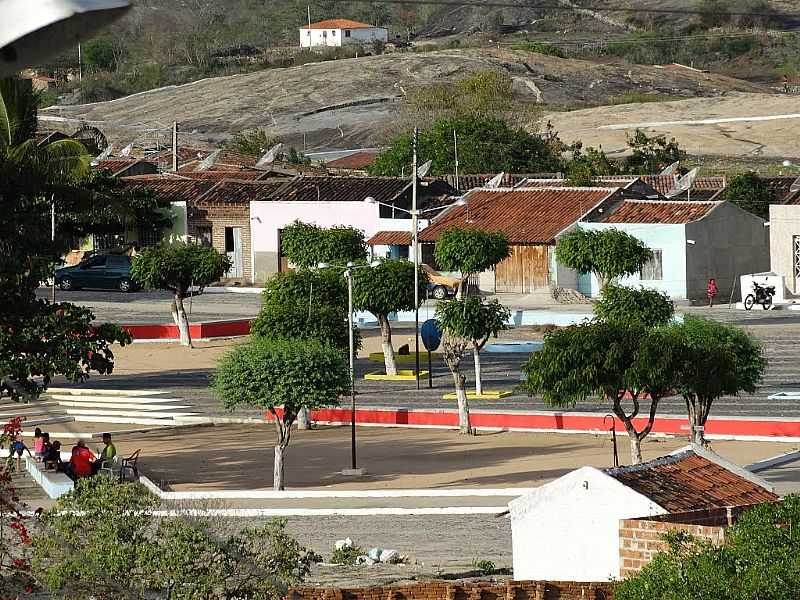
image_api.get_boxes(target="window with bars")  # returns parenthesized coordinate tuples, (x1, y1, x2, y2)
(138, 227, 161, 248)
(93, 233, 125, 251)
(195, 227, 212, 247)
(794, 236, 800, 279)
(640, 249, 663, 281)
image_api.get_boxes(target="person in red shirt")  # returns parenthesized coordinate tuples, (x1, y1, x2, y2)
(67, 439, 96, 480)
(707, 278, 718, 308)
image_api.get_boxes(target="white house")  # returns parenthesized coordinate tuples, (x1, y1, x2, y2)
(508, 446, 776, 582)
(299, 19, 388, 48)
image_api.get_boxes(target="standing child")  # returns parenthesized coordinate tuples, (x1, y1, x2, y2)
(33, 427, 45, 461)
(10, 434, 32, 472)
(707, 278, 718, 307)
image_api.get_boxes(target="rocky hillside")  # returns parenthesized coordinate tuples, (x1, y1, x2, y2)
(40, 48, 770, 151)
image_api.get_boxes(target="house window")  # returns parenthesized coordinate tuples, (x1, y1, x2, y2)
(195, 226, 212, 247)
(322, 30, 327, 38)
(331, 30, 337, 36)
(93, 233, 124, 251)
(640, 249, 663, 281)
(344, 29, 351, 37)
(138, 227, 161, 248)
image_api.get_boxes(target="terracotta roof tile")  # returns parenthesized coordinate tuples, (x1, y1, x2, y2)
(367, 231, 413, 246)
(94, 159, 141, 174)
(195, 180, 290, 204)
(306, 19, 376, 29)
(602, 200, 720, 224)
(273, 176, 410, 203)
(171, 170, 268, 181)
(429, 173, 560, 191)
(326, 151, 379, 170)
(121, 176, 214, 203)
(605, 450, 778, 513)
(419, 187, 616, 244)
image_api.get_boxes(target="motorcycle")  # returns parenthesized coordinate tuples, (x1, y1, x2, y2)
(744, 282, 775, 310)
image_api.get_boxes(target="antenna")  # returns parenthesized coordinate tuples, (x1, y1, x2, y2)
(659, 161, 680, 176)
(790, 175, 800, 193)
(90, 143, 115, 166)
(453, 129, 460, 192)
(195, 149, 220, 172)
(255, 143, 283, 168)
(119, 142, 133, 157)
(417, 159, 432, 178)
(485, 172, 504, 189)
(666, 167, 698, 198)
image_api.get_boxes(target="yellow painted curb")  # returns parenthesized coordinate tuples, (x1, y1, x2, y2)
(442, 391, 514, 400)
(364, 370, 431, 381)
(368, 352, 441, 363)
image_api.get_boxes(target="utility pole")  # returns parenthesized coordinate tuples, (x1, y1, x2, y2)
(172, 121, 178, 171)
(412, 127, 420, 390)
(77, 42, 82, 82)
(453, 129, 460, 192)
(50, 197, 56, 305)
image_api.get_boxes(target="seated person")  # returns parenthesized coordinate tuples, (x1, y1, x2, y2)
(43, 440, 64, 471)
(67, 439, 96, 480)
(92, 433, 117, 476)
(33, 427, 45, 461)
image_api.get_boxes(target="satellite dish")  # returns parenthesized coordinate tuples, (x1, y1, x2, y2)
(90, 142, 114, 166)
(195, 149, 221, 171)
(0, 0, 131, 76)
(659, 161, 680, 176)
(790, 175, 800, 193)
(417, 159, 432, 178)
(255, 143, 283, 168)
(666, 167, 698, 198)
(119, 142, 133, 157)
(484, 172, 505, 189)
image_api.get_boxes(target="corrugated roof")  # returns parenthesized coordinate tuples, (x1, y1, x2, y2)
(367, 231, 413, 246)
(606, 450, 778, 513)
(419, 187, 616, 244)
(326, 151, 379, 170)
(601, 200, 719, 224)
(121, 176, 214, 203)
(195, 180, 291, 204)
(306, 18, 376, 29)
(273, 176, 410, 203)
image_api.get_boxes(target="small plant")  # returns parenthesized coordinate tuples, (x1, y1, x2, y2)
(472, 558, 496, 575)
(331, 544, 364, 565)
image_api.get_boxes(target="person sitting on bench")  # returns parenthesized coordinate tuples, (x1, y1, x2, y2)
(92, 433, 117, 476)
(66, 439, 96, 481)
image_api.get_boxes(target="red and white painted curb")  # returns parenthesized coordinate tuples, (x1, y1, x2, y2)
(272, 407, 800, 442)
(122, 319, 252, 342)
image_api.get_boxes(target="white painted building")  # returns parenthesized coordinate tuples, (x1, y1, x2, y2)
(508, 447, 776, 582)
(299, 19, 387, 48)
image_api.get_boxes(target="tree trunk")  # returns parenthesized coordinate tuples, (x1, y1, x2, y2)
(296, 408, 311, 430)
(595, 272, 612, 291)
(453, 369, 471, 434)
(473, 344, 483, 396)
(378, 314, 397, 376)
(173, 293, 192, 347)
(628, 435, 643, 465)
(685, 396, 704, 445)
(273, 445, 285, 491)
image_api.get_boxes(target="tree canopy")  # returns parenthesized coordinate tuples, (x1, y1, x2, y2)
(434, 228, 509, 296)
(624, 130, 686, 174)
(595, 284, 674, 328)
(369, 116, 564, 177)
(280, 221, 367, 270)
(224, 129, 281, 157)
(555, 228, 653, 291)
(213, 337, 349, 489)
(724, 171, 772, 219)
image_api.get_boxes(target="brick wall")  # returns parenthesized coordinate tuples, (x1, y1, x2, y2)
(189, 203, 252, 283)
(288, 580, 614, 600)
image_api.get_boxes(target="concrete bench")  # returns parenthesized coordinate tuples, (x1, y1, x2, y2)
(24, 455, 73, 499)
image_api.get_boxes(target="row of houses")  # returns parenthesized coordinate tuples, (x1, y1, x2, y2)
(89, 153, 800, 302)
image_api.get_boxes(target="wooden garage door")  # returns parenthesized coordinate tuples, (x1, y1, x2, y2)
(495, 245, 551, 293)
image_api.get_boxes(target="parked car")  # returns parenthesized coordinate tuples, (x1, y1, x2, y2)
(422, 264, 460, 300)
(55, 253, 137, 292)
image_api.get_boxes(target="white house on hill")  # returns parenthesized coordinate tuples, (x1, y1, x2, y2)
(299, 19, 388, 48)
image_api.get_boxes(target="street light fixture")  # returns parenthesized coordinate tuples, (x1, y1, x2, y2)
(317, 260, 379, 475)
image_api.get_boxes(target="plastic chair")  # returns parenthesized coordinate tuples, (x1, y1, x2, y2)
(120, 449, 141, 482)
(99, 454, 120, 478)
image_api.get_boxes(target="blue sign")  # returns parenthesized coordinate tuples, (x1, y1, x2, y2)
(420, 319, 442, 352)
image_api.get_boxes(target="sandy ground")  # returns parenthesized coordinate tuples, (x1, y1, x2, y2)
(546, 92, 800, 159)
(104, 424, 797, 491)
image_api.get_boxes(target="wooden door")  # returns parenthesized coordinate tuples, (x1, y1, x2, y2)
(495, 245, 550, 293)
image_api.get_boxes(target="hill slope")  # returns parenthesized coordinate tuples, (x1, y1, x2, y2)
(40, 48, 770, 151)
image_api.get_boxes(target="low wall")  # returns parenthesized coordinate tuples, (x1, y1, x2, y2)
(122, 319, 252, 341)
(288, 580, 614, 600)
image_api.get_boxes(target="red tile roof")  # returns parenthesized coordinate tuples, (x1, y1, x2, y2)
(95, 159, 140, 174)
(171, 170, 268, 181)
(602, 200, 719, 224)
(326, 151, 379, 170)
(121, 176, 214, 203)
(195, 180, 291, 204)
(367, 231, 413, 246)
(428, 173, 561, 192)
(306, 19, 376, 29)
(273, 176, 410, 203)
(419, 187, 616, 244)
(606, 450, 778, 513)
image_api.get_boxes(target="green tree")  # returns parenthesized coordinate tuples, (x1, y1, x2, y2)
(668, 317, 766, 445)
(565, 142, 621, 185)
(252, 268, 356, 351)
(280, 221, 366, 269)
(131, 243, 230, 347)
(352, 260, 427, 376)
(724, 171, 772, 219)
(555, 228, 653, 291)
(32, 477, 320, 598)
(369, 117, 564, 177)
(624, 130, 686, 174)
(224, 129, 281, 157)
(595, 284, 674, 328)
(521, 322, 680, 463)
(83, 37, 117, 71)
(213, 337, 349, 490)
(617, 495, 800, 600)
(436, 298, 510, 433)
(433, 228, 510, 298)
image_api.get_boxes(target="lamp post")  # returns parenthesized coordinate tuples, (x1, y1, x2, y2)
(318, 260, 379, 475)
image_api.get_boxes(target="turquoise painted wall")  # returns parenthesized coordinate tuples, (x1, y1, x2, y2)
(577, 223, 688, 299)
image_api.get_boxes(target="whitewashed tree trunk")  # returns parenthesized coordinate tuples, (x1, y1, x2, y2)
(453, 370, 471, 434)
(296, 408, 310, 430)
(173, 293, 192, 347)
(473, 344, 483, 396)
(629, 435, 643, 465)
(378, 314, 397, 376)
(273, 445, 285, 491)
